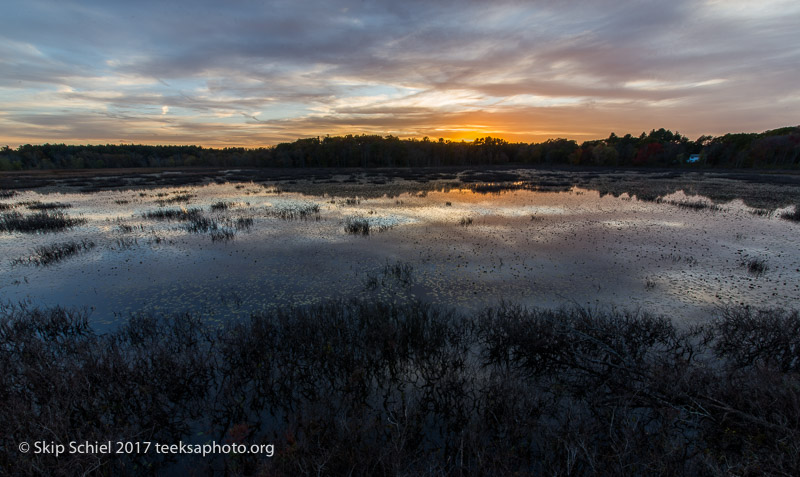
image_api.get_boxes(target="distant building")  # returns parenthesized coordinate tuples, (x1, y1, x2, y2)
(687, 154, 701, 163)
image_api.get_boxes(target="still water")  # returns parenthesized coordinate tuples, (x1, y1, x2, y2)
(1, 182, 798, 330)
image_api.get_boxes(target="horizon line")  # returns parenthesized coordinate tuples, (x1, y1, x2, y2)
(4, 125, 798, 150)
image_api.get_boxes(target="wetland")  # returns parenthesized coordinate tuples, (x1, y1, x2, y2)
(3, 166, 800, 476)
(1, 167, 798, 329)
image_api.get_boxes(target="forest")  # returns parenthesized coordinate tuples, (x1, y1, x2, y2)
(1, 126, 798, 171)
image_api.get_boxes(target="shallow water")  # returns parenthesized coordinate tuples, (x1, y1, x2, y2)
(1, 182, 798, 330)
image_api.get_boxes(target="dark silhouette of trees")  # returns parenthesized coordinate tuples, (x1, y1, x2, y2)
(1, 126, 798, 171)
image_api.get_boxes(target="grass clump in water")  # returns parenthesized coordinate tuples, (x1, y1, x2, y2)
(344, 217, 371, 235)
(232, 217, 253, 230)
(781, 205, 800, 222)
(267, 202, 320, 220)
(0, 211, 86, 233)
(142, 208, 202, 221)
(743, 257, 768, 277)
(25, 201, 73, 210)
(210, 201, 231, 211)
(210, 229, 236, 242)
(185, 216, 218, 233)
(186, 214, 241, 241)
(12, 239, 95, 266)
(156, 193, 194, 206)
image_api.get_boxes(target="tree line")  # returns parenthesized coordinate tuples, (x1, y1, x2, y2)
(1, 126, 798, 170)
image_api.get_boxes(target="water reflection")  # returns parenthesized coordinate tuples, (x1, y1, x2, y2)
(1, 182, 798, 330)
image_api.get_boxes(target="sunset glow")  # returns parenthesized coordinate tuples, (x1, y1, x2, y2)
(2, 0, 799, 147)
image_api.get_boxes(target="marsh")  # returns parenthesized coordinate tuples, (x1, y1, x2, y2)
(1, 169, 798, 330)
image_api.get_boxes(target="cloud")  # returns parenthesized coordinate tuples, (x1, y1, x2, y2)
(1, 0, 799, 146)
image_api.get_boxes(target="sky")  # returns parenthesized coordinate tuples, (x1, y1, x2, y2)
(1, 0, 799, 148)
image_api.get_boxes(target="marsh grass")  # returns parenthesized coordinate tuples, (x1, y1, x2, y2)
(344, 217, 370, 235)
(12, 239, 95, 266)
(210, 201, 231, 211)
(750, 208, 774, 218)
(231, 217, 253, 230)
(3, 301, 800, 476)
(185, 215, 218, 233)
(25, 201, 73, 210)
(142, 208, 202, 221)
(657, 197, 723, 211)
(344, 216, 370, 235)
(781, 205, 800, 222)
(262, 185, 283, 194)
(210, 228, 236, 242)
(660, 253, 698, 265)
(743, 257, 768, 277)
(143, 207, 243, 241)
(111, 237, 138, 250)
(267, 202, 320, 220)
(0, 211, 86, 233)
(155, 193, 195, 206)
(384, 260, 414, 285)
(186, 215, 242, 241)
(343, 215, 394, 235)
(146, 232, 171, 246)
(365, 260, 415, 290)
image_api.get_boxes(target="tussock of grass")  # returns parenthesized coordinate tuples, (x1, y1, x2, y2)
(25, 201, 73, 210)
(185, 214, 241, 241)
(750, 208, 773, 218)
(0, 211, 86, 233)
(232, 217, 253, 230)
(781, 205, 800, 222)
(210, 201, 231, 211)
(743, 257, 768, 277)
(12, 239, 95, 266)
(210, 229, 235, 242)
(155, 193, 194, 206)
(185, 216, 218, 233)
(142, 208, 202, 221)
(267, 202, 320, 220)
(344, 216, 370, 235)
